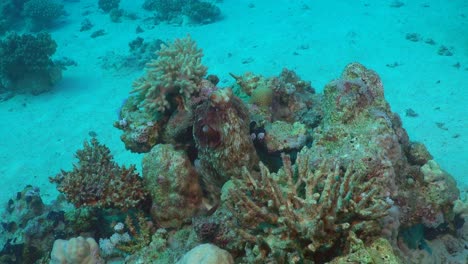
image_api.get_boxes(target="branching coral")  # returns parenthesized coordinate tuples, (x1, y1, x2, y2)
(0, 32, 61, 94)
(49, 138, 148, 210)
(227, 147, 391, 262)
(132, 35, 207, 114)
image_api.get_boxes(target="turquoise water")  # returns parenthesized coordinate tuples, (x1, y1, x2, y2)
(0, 0, 466, 263)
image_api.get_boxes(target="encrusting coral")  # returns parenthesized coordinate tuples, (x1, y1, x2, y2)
(226, 148, 391, 262)
(49, 138, 148, 210)
(132, 35, 207, 114)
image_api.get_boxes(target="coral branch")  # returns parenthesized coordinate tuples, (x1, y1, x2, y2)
(227, 147, 391, 261)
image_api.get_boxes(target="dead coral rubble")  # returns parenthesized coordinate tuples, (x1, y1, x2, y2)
(49, 138, 148, 210)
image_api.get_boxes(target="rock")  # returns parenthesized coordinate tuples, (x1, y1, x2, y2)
(176, 244, 233, 264)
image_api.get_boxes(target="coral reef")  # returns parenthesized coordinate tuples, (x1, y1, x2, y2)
(0, 32, 62, 95)
(23, 0, 65, 31)
(132, 35, 207, 114)
(116, 36, 209, 153)
(9, 35, 459, 263)
(49, 138, 148, 210)
(50, 236, 104, 264)
(226, 150, 391, 262)
(111, 36, 465, 262)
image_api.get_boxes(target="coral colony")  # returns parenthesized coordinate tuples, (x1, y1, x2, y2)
(1, 35, 467, 263)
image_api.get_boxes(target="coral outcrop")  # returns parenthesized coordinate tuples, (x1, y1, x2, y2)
(98, 37, 466, 263)
(0, 32, 62, 95)
(194, 88, 259, 202)
(49, 138, 148, 210)
(142, 144, 203, 228)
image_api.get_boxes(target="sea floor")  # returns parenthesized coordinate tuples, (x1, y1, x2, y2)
(0, 0, 466, 207)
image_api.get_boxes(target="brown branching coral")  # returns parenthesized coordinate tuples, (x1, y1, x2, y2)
(115, 213, 153, 254)
(131, 35, 207, 113)
(227, 147, 391, 262)
(49, 138, 148, 210)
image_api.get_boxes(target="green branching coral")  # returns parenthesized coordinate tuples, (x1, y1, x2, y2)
(227, 147, 391, 262)
(132, 35, 207, 113)
(49, 138, 148, 210)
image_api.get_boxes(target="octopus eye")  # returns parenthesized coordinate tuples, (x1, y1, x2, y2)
(195, 121, 221, 148)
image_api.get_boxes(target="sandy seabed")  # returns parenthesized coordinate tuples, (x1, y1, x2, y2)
(0, 0, 466, 206)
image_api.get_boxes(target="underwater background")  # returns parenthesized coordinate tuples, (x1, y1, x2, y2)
(0, 0, 467, 263)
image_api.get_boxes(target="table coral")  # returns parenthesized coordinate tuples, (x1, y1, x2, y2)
(49, 138, 148, 210)
(132, 35, 207, 114)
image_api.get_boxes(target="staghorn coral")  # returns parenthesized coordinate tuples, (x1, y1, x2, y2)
(132, 35, 207, 114)
(49, 138, 148, 210)
(226, 148, 391, 262)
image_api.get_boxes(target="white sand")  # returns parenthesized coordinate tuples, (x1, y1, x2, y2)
(0, 0, 466, 206)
